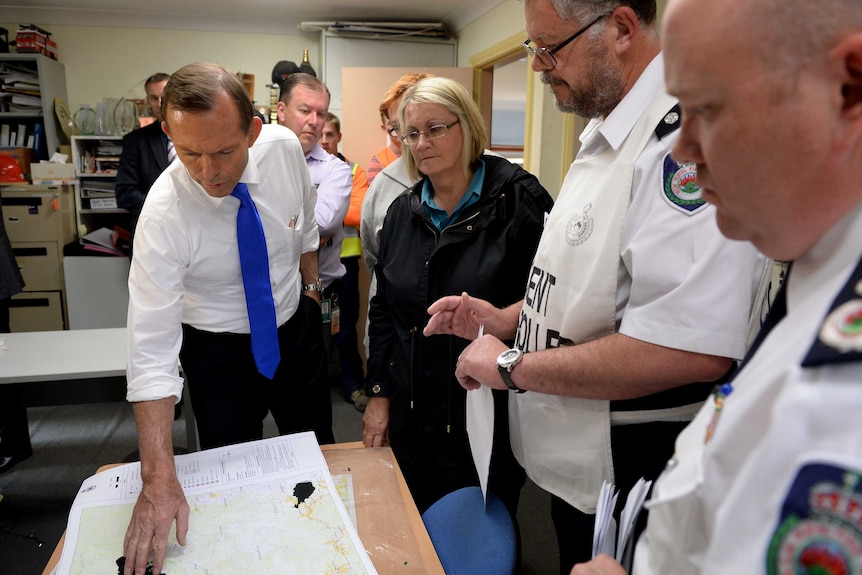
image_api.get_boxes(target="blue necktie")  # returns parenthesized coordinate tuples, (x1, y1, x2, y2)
(232, 183, 280, 379)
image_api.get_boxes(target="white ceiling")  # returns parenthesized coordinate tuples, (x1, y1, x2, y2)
(0, 0, 507, 36)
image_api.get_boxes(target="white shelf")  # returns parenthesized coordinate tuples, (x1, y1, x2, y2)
(71, 135, 127, 235)
(0, 53, 68, 160)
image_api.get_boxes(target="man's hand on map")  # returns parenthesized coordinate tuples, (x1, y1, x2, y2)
(122, 474, 190, 575)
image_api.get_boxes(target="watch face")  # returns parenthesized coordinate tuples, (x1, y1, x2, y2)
(498, 348, 522, 368)
(501, 349, 519, 362)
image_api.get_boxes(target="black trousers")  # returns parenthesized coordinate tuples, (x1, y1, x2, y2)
(0, 386, 32, 460)
(335, 256, 365, 397)
(550, 419, 688, 575)
(180, 296, 334, 450)
(0, 298, 32, 460)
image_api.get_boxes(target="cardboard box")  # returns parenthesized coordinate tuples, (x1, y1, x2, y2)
(0, 146, 37, 179)
(30, 162, 76, 181)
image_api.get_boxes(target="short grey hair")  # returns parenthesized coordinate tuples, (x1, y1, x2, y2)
(551, 0, 657, 26)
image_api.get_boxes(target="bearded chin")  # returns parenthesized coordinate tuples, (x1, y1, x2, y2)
(540, 71, 565, 86)
(541, 40, 625, 119)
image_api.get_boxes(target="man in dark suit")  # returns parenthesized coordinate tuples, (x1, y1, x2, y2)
(115, 73, 172, 238)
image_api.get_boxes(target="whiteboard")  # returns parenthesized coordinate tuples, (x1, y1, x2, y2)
(322, 32, 458, 113)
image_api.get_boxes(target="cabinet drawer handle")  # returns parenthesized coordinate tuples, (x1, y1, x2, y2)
(9, 298, 51, 309)
(12, 247, 49, 257)
(4, 197, 43, 207)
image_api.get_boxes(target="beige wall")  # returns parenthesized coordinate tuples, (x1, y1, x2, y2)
(4, 0, 668, 109)
(6, 0, 667, 119)
(2, 23, 317, 115)
(456, 0, 526, 67)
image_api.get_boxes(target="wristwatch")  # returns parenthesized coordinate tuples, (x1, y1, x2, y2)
(303, 279, 323, 293)
(496, 348, 526, 393)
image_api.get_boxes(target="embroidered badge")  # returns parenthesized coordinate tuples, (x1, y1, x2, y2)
(767, 462, 862, 575)
(566, 203, 593, 246)
(819, 299, 862, 353)
(803, 262, 862, 367)
(662, 155, 706, 215)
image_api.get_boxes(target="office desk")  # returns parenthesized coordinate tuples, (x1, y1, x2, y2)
(42, 442, 445, 575)
(0, 328, 126, 387)
(0, 328, 198, 450)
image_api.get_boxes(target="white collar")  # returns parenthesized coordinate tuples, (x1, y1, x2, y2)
(579, 53, 666, 155)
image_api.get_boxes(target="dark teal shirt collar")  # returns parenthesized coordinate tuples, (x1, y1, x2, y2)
(421, 160, 485, 232)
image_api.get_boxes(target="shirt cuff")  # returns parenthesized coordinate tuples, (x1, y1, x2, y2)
(365, 380, 388, 398)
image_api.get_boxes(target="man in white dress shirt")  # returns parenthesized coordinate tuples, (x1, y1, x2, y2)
(276, 73, 351, 298)
(122, 62, 333, 575)
(570, 0, 862, 573)
(276, 73, 352, 381)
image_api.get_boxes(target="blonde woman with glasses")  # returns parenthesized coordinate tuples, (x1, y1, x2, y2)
(362, 77, 554, 535)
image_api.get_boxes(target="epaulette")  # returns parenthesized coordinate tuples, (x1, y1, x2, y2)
(802, 254, 862, 367)
(655, 104, 681, 140)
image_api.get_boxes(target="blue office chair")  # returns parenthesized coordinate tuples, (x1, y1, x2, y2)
(421, 486, 517, 575)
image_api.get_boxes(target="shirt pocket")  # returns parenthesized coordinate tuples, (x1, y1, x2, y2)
(641, 428, 707, 575)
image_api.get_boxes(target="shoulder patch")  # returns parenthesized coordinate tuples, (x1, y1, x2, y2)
(803, 255, 862, 367)
(662, 154, 706, 215)
(655, 104, 681, 140)
(767, 461, 862, 575)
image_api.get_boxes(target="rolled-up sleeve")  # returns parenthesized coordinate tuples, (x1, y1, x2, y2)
(126, 206, 188, 403)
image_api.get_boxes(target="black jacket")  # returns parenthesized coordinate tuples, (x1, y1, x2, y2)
(115, 121, 170, 231)
(366, 154, 554, 512)
(0, 196, 24, 302)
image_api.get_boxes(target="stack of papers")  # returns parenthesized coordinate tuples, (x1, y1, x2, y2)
(80, 227, 125, 256)
(0, 63, 41, 112)
(592, 481, 619, 558)
(592, 477, 652, 573)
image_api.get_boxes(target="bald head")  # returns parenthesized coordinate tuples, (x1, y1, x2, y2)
(663, 0, 862, 261)
(667, 0, 862, 73)
(750, 0, 862, 69)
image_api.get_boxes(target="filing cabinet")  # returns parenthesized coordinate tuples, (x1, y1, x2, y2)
(2, 183, 77, 331)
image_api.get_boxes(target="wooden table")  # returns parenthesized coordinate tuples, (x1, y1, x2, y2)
(42, 442, 444, 574)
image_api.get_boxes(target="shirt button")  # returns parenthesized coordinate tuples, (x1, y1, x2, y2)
(372, 384, 382, 394)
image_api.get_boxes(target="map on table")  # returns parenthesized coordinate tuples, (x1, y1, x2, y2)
(55, 433, 375, 575)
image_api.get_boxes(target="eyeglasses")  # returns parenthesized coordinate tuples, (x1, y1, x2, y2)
(386, 126, 400, 138)
(400, 120, 459, 145)
(523, 14, 609, 69)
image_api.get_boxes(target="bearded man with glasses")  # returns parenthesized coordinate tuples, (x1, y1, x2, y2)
(423, 1, 769, 572)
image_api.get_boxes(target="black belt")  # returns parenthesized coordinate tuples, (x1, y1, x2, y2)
(609, 364, 736, 413)
(321, 279, 343, 300)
